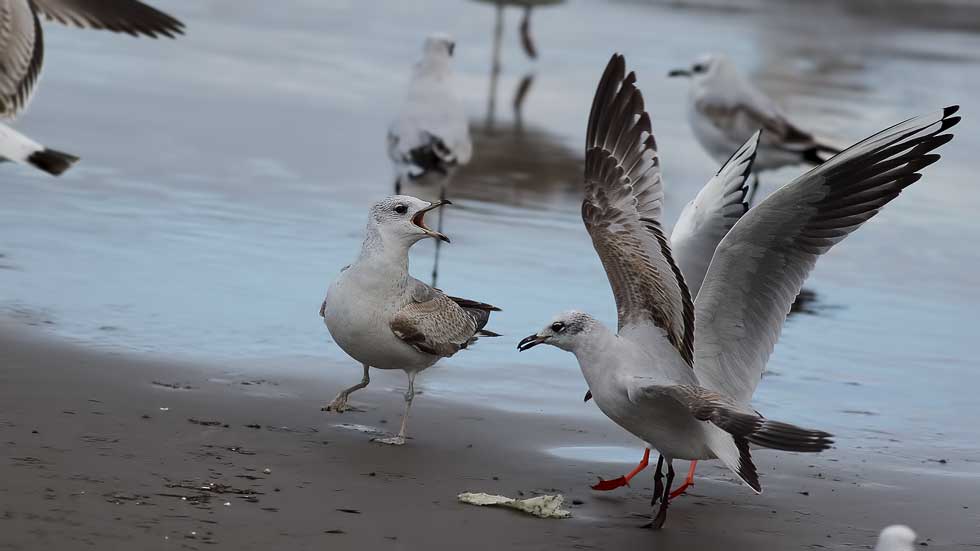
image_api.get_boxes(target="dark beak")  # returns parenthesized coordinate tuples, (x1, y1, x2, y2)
(668, 69, 692, 78)
(517, 333, 546, 352)
(412, 200, 452, 243)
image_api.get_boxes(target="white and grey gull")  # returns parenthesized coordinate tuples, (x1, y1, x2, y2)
(519, 53, 960, 528)
(669, 53, 841, 204)
(320, 196, 499, 445)
(387, 33, 472, 195)
(0, 0, 184, 176)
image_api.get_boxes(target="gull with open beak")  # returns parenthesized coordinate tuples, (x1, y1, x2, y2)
(319, 195, 500, 445)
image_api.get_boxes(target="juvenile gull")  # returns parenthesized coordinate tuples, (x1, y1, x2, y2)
(387, 33, 472, 195)
(589, 130, 760, 493)
(0, 0, 184, 175)
(320, 196, 499, 445)
(669, 53, 841, 203)
(519, 53, 959, 529)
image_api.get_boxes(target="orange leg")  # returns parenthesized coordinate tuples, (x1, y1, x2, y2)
(592, 448, 650, 491)
(668, 460, 697, 500)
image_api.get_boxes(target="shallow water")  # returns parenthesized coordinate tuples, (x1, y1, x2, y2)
(2, 0, 979, 453)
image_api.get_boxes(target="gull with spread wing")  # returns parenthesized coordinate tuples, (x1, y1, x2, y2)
(0, 0, 183, 176)
(320, 196, 499, 445)
(669, 53, 841, 204)
(519, 53, 959, 529)
(588, 130, 761, 494)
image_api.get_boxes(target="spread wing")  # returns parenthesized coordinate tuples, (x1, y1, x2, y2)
(0, 0, 42, 118)
(582, 54, 694, 365)
(671, 130, 759, 297)
(694, 106, 960, 405)
(390, 280, 499, 357)
(31, 0, 184, 38)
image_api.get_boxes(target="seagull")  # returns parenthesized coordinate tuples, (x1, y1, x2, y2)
(518, 53, 959, 529)
(669, 53, 841, 204)
(387, 33, 472, 195)
(320, 195, 499, 445)
(589, 130, 761, 494)
(0, 0, 184, 176)
(875, 525, 917, 551)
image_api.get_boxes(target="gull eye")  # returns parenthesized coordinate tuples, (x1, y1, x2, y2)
(551, 322, 565, 333)
(394, 204, 408, 214)
(693, 63, 706, 73)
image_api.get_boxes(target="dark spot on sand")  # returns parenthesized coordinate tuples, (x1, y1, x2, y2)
(492, 476, 499, 481)
(799, 491, 809, 496)
(62, 410, 75, 415)
(32, 430, 38, 434)
(141, 415, 151, 419)
(245, 424, 261, 429)
(152, 381, 194, 390)
(368, 472, 376, 477)
(572, 499, 584, 505)
(324, 529, 345, 534)
(262, 507, 278, 512)
(927, 458, 948, 464)
(336, 508, 360, 514)
(188, 418, 223, 426)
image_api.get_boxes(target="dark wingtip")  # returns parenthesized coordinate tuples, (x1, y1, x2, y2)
(943, 105, 960, 117)
(28, 148, 79, 176)
(939, 116, 961, 133)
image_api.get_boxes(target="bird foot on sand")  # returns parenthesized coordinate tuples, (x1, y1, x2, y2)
(322, 398, 360, 413)
(591, 476, 629, 491)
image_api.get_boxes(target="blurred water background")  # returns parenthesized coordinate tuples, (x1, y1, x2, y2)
(1, 0, 978, 457)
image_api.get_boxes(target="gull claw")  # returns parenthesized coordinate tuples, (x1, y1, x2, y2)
(591, 476, 629, 491)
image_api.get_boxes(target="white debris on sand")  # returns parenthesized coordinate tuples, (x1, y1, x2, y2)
(457, 492, 571, 519)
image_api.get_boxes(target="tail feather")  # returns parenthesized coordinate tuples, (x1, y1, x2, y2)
(28, 148, 79, 176)
(745, 420, 833, 452)
(705, 424, 762, 493)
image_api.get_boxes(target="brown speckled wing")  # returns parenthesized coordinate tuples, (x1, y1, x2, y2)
(583, 54, 694, 366)
(390, 282, 497, 358)
(0, 1, 43, 118)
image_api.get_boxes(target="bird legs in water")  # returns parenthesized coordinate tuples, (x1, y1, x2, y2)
(323, 364, 370, 412)
(373, 371, 418, 446)
(644, 455, 675, 530)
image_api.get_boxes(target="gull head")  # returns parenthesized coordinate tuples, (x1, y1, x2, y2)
(423, 32, 456, 59)
(874, 525, 917, 551)
(368, 195, 451, 246)
(668, 53, 731, 83)
(518, 310, 598, 353)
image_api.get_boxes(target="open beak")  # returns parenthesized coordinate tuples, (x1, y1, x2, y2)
(412, 200, 451, 243)
(517, 333, 546, 352)
(668, 68, 692, 78)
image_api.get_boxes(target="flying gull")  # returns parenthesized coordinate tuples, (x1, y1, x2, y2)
(0, 0, 184, 176)
(669, 53, 841, 204)
(387, 33, 472, 195)
(519, 53, 959, 529)
(320, 196, 499, 445)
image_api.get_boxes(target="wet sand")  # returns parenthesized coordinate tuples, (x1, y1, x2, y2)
(0, 324, 976, 550)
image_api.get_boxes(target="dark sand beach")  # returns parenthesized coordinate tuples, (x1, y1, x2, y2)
(1, 323, 976, 550)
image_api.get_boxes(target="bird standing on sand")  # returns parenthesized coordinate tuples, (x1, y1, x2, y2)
(519, 53, 959, 528)
(387, 33, 472, 195)
(320, 196, 499, 445)
(0, 0, 183, 176)
(669, 53, 841, 204)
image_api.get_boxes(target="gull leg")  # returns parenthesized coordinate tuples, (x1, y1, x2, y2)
(394, 176, 402, 195)
(668, 460, 698, 500)
(323, 364, 370, 412)
(592, 447, 650, 491)
(650, 454, 665, 507)
(649, 459, 674, 530)
(374, 372, 417, 446)
(430, 183, 448, 287)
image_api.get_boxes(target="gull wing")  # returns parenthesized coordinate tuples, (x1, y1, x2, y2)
(0, 0, 42, 118)
(582, 54, 694, 365)
(31, 0, 184, 38)
(694, 106, 961, 405)
(670, 131, 759, 297)
(390, 280, 499, 357)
